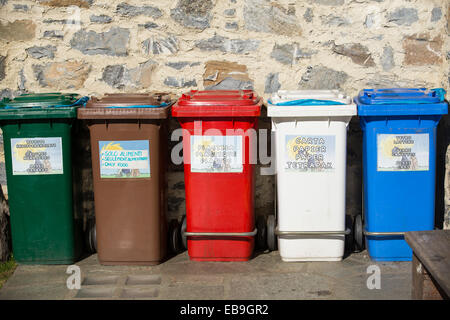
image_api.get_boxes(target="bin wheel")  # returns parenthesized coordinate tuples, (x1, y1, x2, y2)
(354, 214, 365, 252)
(266, 215, 277, 251)
(180, 215, 187, 250)
(345, 215, 354, 254)
(169, 219, 182, 254)
(256, 215, 267, 250)
(85, 219, 97, 254)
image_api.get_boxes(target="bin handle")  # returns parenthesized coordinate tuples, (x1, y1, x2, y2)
(275, 227, 351, 236)
(363, 230, 405, 236)
(183, 228, 257, 237)
(433, 88, 446, 102)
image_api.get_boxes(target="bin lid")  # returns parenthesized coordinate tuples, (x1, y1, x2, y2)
(0, 93, 88, 120)
(77, 93, 172, 120)
(355, 88, 448, 116)
(172, 90, 261, 117)
(267, 90, 356, 117)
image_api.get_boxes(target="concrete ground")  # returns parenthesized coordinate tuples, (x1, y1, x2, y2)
(0, 250, 412, 300)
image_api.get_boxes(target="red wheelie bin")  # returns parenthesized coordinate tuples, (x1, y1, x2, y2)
(172, 90, 262, 261)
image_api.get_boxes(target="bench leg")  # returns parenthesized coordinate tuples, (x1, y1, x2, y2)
(412, 253, 444, 300)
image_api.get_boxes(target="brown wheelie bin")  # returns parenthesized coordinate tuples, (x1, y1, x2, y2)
(78, 93, 173, 265)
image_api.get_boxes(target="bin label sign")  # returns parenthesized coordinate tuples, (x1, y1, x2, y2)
(285, 135, 335, 173)
(99, 140, 150, 178)
(377, 134, 429, 171)
(11, 137, 63, 175)
(190, 135, 243, 173)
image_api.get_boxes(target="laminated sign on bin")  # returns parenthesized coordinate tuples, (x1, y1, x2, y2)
(0, 93, 88, 264)
(78, 93, 173, 266)
(267, 90, 357, 262)
(172, 90, 262, 262)
(355, 88, 448, 261)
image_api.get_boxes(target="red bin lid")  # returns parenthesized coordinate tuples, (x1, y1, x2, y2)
(172, 90, 261, 117)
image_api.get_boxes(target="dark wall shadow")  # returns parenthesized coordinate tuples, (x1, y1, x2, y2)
(435, 104, 449, 229)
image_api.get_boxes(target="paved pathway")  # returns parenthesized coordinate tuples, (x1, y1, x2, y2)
(0, 251, 411, 300)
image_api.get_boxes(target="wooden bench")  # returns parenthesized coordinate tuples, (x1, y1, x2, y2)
(405, 230, 450, 300)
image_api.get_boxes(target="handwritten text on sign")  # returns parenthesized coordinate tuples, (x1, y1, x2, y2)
(100, 150, 149, 169)
(377, 133, 429, 171)
(99, 140, 150, 179)
(285, 135, 336, 173)
(11, 137, 63, 175)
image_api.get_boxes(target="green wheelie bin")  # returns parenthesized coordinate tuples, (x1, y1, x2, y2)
(0, 93, 88, 264)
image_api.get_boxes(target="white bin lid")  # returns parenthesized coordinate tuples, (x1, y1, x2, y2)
(268, 90, 357, 117)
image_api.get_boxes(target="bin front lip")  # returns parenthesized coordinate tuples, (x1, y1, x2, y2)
(357, 88, 445, 105)
(177, 90, 258, 107)
(0, 107, 79, 120)
(77, 104, 171, 120)
(354, 97, 448, 116)
(172, 100, 262, 118)
(1, 93, 82, 109)
(0, 93, 85, 120)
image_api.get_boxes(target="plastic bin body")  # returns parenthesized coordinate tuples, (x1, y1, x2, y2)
(172, 90, 261, 261)
(356, 88, 448, 261)
(78, 93, 171, 265)
(0, 93, 85, 264)
(268, 90, 356, 261)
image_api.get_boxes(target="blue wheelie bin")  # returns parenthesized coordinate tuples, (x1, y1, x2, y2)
(355, 88, 448, 261)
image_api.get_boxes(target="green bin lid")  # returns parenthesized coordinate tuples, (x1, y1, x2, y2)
(0, 93, 88, 120)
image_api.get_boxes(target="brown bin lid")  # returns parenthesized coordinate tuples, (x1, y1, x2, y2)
(77, 93, 172, 119)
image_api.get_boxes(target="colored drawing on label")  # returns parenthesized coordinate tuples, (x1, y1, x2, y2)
(377, 134, 429, 171)
(190, 135, 243, 173)
(99, 140, 150, 178)
(11, 137, 63, 175)
(284, 135, 335, 173)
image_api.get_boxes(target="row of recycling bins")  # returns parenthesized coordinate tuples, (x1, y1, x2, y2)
(0, 88, 447, 265)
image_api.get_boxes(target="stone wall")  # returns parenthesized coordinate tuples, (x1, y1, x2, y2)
(1, 0, 448, 96)
(0, 0, 449, 257)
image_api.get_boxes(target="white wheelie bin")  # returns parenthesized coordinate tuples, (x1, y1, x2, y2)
(267, 90, 357, 261)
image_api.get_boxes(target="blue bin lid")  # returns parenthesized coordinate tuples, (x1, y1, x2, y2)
(355, 88, 448, 116)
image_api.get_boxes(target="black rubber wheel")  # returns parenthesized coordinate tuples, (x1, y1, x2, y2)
(266, 215, 277, 251)
(180, 215, 187, 250)
(169, 219, 181, 254)
(354, 214, 365, 252)
(85, 219, 97, 253)
(345, 215, 354, 254)
(255, 215, 267, 250)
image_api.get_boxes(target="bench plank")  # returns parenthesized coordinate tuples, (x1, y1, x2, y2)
(405, 230, 450, 298)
